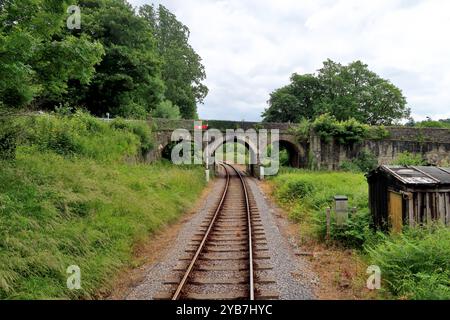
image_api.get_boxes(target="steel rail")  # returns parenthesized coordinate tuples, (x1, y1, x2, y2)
(171, 163, 230, 300)
(225, 163, 255, 300)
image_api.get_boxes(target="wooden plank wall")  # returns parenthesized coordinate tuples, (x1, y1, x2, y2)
(410, 191, 450, 226)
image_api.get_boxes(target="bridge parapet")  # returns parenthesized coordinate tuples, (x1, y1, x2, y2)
(384, 126, 450, 143)
(149, 118, 293, 133)
(147, 117, 450, 171)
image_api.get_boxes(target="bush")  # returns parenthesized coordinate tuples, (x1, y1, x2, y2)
(152, 100, 181, 120)
(340, 150, 378, 173)
(392, 151, 426, 166)
(294, 118, 312, 142)
(340, 160, 362, 173)
(312, 114, 370, 144)
(271, 170, 370, 247)
(311, 113, 343, 143)
(21, 112, 144, 161)
(0, 119, 19, 160)
(314, 209, 373, 247)
(367, 126, 391, 140)
(110, 118, 154, 155)
(366, 227, 450, 299)
(295, 114, 390, 145)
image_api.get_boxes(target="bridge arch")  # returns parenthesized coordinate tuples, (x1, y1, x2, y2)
(207, 133, 259, 176)
(161, 139, 203, 164)
(263, 138, 307, 169)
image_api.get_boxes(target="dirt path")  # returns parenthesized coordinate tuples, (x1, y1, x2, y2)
(108, 170, 317, 300)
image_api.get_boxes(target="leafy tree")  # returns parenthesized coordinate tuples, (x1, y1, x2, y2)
(152, 100, 181, 119)
(0, 0, 104, 110)
(139, 4, 208, 119)
(263, 74, 322, 123)
(0, 0, 207, 120)
(263, 59, 410, 125)
(77, 0, 165, 119)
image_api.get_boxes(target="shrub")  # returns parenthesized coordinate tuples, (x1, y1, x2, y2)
(340, 160, 362, 173)
(340, 150, 378, 173)
(110, 118, 154, 155)
(311, 113, 342, 143)
(152, 100, 181, 120)
(0, 118, 19, 160)
(314, 209, 373, 247)
(271, 170, 370, 247)
(392, 151, 426, 166)
(366, 227, 450, 299)
(336, 118, 369, 144)
(367, 126, 390, 140)
(21, 112, 142, 161)
(295, 114, 390, 145)
(294, 118, 312, 142)
(415, 120, 450, 129)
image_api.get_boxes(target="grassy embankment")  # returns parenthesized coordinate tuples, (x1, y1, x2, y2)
(0, 112, 205, 299)
(269, 168, 450, 300)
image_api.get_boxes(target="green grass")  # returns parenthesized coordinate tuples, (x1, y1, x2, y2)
(0, 113, 206, 299)
(270, 168, 450, 300)
(366, 227, 450, 300)
(270, 169, 370, 247)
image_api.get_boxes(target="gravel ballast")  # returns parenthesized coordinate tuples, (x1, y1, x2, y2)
(125, 170, 316, 300)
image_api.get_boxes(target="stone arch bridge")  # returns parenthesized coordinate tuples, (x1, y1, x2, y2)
(146, 118, 450, 177)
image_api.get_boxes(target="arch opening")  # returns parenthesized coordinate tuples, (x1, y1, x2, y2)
(161, 140, 202, 164)
(268, 140, 305, 169)
(212, 139, 258, 176)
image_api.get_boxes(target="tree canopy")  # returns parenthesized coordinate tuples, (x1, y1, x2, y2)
(262, 60, 410, 125)
(0, 0, 207, 119)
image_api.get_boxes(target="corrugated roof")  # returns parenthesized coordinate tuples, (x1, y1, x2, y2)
(381, 165, 450, 185)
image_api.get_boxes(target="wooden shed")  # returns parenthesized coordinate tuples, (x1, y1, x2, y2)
(367, 166, 450, 232)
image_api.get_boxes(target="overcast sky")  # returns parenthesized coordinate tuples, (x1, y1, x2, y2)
(129, 0, 450, 122)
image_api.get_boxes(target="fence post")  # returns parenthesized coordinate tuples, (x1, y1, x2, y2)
(326, 207, 331, 241)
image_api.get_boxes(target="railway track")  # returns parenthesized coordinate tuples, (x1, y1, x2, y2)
(156, 163, 278, 300)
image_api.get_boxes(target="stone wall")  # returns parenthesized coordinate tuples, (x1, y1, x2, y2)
(148, 118, 450, 171)
(311, 127, 450, 170)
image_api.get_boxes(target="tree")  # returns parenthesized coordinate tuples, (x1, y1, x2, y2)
(263, 59, 410, 125)
(262, 74, 322, 123)
(0, 0, 207, 120)
(77, 0, 164, 119)
(152, 100, 181, 119)
(0, 0, 104, 111)
(139, 5, 208, 119)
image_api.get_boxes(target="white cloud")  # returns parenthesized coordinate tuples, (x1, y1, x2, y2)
(129, 0, 450, 121)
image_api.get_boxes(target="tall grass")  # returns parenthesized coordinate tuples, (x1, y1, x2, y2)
(271, 169, 370, 247)
(18, 112, 154, 161)
(366, 227, 450, 300)
(270, 168, 450, 299)
(0, 113, 206, 299)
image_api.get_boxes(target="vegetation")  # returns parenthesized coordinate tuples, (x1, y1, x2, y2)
(271, 169, 370, 247)
(366, 227, 450, 300)
(269, 168, 450, 299)
(0, 113, 206, 299)
(407, 118, 450, 129)
(263, 59, 410, 125)
(392, 151, 426, 166)
(340, 150, 378, 173)
(294, 113, 390, 144)
(0, 0, 206, 119)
